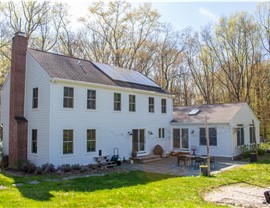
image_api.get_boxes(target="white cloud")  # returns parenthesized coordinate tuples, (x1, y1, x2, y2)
(198, 7, 218, 22)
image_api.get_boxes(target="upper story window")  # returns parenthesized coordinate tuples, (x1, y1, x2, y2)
(87, 90, 96, 110)
(199, 127, 217, 146)
(161, 99, 166, 113)
(32, 88, 38, 109)
(63, 87, 74, 108)
(114, 93, 121, 111)
(237, 125, 244, 146)
(31, 129, 37, 154)
(129, 95, 136, 112)
(87, 129, 96, 152)
(63, 129, 73, 154)
(149, 97, 154, 113)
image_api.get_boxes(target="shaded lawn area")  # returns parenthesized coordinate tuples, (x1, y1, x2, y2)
(0, 158, 270, 207)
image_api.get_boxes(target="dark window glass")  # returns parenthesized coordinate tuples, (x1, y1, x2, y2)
(161, 99, 166, 113)
(129, 95, 136, 112)
(87, 90, 96, 109)
(200, 128, 217, 146)
(87, 129, 96, 152)
(63, 87, 74, 108)
(250, 126, 255, 143)
(32, 129, 37, 153)
(32, 88, 38, 108)
(237, 127, 244, 146)
(63, 129, 73, 154)
(158, 128, 165, 138)
(149, 97, 154, 113)
(114, 93, 121, 111)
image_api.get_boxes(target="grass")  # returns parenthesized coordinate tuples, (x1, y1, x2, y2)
(0, 156, 270, 208)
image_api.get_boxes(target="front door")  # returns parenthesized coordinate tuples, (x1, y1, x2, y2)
(173, 128, 189, 149)
(132, 129, 145, 152)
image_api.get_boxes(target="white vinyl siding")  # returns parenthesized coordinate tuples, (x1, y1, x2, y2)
(49, 81, 173, 166)
(25, 52, 51, 166)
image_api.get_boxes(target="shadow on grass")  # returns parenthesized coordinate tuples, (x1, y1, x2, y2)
(5, 170, 176, 201)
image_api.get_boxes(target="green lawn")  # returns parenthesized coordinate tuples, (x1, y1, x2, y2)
(0, 157, 270, 208)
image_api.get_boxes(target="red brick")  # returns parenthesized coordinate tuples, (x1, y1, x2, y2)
(9, 32, 28, 167)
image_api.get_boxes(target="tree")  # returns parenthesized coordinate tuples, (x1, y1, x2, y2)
(79, 1, 160, 68)
(203, 12, 261, 103)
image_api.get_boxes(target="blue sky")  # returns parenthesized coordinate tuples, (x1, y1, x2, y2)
(151, 2, 258, 31)
(68, 1, 259, 31)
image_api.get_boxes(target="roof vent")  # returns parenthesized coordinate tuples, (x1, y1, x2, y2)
(188, 109, 200, 116)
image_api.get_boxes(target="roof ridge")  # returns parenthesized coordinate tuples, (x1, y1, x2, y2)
(174, 102, 246, 108)
(28, 48, 94, 64)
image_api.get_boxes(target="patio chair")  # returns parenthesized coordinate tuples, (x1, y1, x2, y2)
(194, 157, 205, 167)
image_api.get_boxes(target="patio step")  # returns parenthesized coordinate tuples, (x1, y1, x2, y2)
(131, 154, 163, 164)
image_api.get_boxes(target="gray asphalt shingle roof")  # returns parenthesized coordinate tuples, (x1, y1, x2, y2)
(28, 49, 169, 94)
(172, 102, 246, 124)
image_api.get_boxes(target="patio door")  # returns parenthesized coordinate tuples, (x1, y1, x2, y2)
(173, 128, 189, 149)
(132, 129, 145, 152)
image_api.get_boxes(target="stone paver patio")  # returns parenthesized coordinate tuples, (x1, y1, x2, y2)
(119, 156, 247, 176)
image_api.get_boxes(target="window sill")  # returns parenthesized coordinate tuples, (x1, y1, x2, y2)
(86, 109, 97, 112)
(62, 108, 75, 111)
(61, 153, 75, 157)
(85, 151, 96, 155)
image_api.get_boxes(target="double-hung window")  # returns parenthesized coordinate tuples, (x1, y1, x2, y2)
(114, 93, 121, 111)
(87, 90, 96, 110)
(158, 128, 165, 138)
(129, 95, 136, 112)
(199, 127, 217, 146)
(249, 125, 255, 143)
(32, 129, 37, 154)
(237, 125, 244, 146)
(149, 97, 154, 113)
(161, 99, 166, 113)
(63, 87, 74, 108)
(87, 129, 96, 152)
(63, 130, 73, 154)
(32, 88, 38, 109)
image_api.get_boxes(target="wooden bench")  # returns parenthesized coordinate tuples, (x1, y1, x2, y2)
(94, 155, 117, 169)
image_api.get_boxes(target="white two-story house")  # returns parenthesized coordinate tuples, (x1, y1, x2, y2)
(1, 32, 173, 167)
(1, 32, 260, 167)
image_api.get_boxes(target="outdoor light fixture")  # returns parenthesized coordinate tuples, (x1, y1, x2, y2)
(128, 131, 132, 136)
(191, 130, 195, 134)
(148, 131, 153, 135)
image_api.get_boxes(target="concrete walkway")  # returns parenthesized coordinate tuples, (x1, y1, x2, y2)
(119, 156, 247, 176)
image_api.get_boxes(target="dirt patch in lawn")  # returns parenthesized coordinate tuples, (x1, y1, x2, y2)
(204, 183, 270, 207)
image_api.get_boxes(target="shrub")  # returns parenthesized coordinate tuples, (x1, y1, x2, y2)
(18, 160, 36, 173)
(58, 164, 72, 172)
(71, 163, 82, 170)
(1, 155, 8, 168)
(41, 163, 56, 173)
(35, 166, 43, 175)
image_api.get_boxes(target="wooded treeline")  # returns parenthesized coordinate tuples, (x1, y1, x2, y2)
(0, 1, 269, 140)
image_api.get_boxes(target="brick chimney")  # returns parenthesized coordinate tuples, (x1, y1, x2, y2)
(8, 31, 28, 167)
